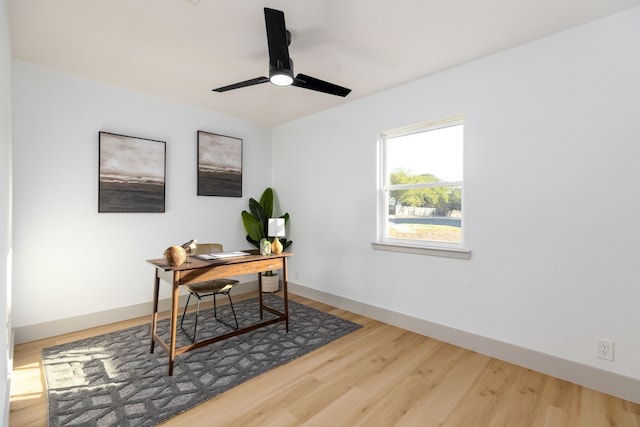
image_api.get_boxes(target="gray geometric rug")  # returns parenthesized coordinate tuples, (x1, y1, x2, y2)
(43, 294, 361, 426)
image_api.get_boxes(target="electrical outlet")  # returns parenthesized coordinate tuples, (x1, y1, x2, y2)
(597, 339, 614, 361)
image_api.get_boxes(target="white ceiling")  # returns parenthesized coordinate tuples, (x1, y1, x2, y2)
(9, 0, 640, 127)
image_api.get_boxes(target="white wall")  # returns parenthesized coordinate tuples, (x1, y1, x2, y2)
(273, 7, 640, 397)
(0, 0, 11, 422)
(11, 61, 272, 331)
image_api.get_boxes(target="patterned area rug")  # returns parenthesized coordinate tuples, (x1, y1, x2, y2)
(43, 294, 361, 426)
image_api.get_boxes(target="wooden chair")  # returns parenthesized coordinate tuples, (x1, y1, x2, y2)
(180, 243, 239, 342)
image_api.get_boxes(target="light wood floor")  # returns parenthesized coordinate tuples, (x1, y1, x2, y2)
(10, 292, 640, 426)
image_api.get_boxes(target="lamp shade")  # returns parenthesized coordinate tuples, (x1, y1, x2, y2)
(268, 218, 285, 237)
(181, 239, 197, 252)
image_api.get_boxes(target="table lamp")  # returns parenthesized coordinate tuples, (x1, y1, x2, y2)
(268, 218, 285, 254)
(181, 239, 197, 263)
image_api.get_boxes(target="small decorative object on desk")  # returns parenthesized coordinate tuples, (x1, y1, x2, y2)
(260, 238, 271, 256)
(163, 245, 187, 266)
(268, 218, 285, 255)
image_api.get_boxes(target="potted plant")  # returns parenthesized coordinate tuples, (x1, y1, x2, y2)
(241, 188, 292, 292)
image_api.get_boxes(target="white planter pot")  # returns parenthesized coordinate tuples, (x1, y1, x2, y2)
(261, 274, 279, 293)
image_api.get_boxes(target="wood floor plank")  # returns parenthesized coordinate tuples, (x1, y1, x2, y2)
(531, 376, 582, 427)
(9, 292, 640, 427)
(424, 355, 520, 426)
(287, 330, 418, 419)
(296, 331, 440, 426)
(394, 347, 491, 426)
(485, 367, 547, 426)
(579, 387, 640, 427)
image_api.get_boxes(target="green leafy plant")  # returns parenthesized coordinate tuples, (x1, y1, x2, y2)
(241, 188, 292, 271)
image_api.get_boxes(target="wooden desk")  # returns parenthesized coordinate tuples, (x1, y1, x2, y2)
(147, 251, 293, 375)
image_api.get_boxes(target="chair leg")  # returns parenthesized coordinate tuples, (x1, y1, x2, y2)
(227, 292, 239, 329)
(213, 293, 217, 318)
(180, 293, 193, 329)
(212, 291, 238, 330)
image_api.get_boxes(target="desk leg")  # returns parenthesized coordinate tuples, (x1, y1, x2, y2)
(283, 257, 289, 332)
(258, 272, 263, 320)
(168, 275, 180, 376)
(150, 270, 160, 354)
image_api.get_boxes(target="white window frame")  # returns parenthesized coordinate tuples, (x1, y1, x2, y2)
(373, 116, 470, 259)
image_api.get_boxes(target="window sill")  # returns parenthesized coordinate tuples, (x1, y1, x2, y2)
(371, 242, 471, 260)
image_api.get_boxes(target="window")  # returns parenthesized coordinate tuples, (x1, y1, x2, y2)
(375, 117, 468, 258)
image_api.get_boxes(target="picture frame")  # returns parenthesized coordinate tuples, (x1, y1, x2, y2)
(197, 131, 243, 197)
(98, 131, 166, 213)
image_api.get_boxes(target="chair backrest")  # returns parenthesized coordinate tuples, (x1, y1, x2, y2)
(196, 243, 223, 255)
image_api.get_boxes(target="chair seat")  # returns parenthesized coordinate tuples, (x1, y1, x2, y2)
(186, 278, 239, 294)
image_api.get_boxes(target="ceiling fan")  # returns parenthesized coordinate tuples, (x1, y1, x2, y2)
(212, 7, 351, 97)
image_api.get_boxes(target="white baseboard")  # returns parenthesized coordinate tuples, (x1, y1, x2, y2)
(13, 281, 259, 344)
(13, 280, 640, 404)
(288, 282, 640, 405)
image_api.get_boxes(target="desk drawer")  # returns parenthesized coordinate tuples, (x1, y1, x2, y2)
(178, 258, 284, 285)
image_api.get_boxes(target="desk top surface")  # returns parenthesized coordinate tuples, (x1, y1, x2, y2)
(147, 250, 293, 272)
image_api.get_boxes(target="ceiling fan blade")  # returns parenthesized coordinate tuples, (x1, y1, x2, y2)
(212, 77, 269, 92)
(292, 74, 351, 97)
(264, 8, 291, 70)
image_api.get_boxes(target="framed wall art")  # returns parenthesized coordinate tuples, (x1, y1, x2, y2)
(197, 131, 243, 197)
(98, 131, 166, 212)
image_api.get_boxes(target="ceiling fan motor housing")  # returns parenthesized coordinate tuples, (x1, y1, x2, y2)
(269, 59, 294, 86)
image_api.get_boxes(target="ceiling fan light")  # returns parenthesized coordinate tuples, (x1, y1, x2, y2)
(270, 72, 293, 86)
